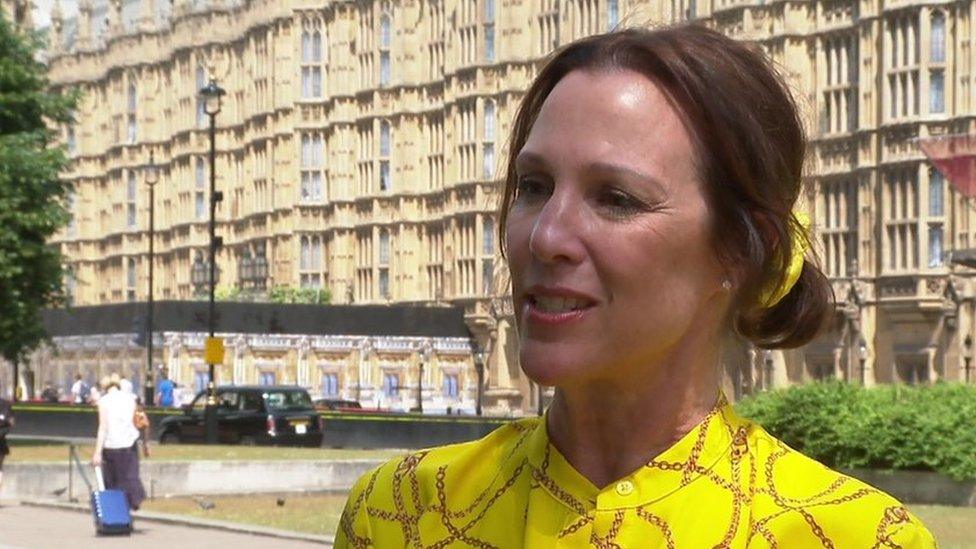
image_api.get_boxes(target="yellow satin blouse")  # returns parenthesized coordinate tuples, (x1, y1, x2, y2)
(335, 397, 935, 548)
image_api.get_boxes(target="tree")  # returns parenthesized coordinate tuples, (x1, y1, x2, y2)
(0, 14, 77, 396)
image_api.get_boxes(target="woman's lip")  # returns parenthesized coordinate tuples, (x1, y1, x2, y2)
(523, 299, 594, 326)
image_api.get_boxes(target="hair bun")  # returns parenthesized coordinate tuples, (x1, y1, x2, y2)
(735, 259, 833, 349)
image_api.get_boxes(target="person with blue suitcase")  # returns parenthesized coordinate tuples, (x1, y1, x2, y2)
(92, 374, 146, 512)
(90, 465, 133, 535)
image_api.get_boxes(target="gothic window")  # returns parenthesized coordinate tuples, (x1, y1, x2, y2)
(195, 157, 206, 219)
(126, 171, 137, 229)
(196, 66, 206, 127)
(126, 83, 137, 143)
(929, 70, 945, 113)
(300, 132, 324, 202)
(484, 0, 495, 62)
(883, 167, 920, 271)
(930, 12, 946, 63)
(380, 14, 392, 86)
(483, 100, 495, 180)
(301, 27, 324, 98)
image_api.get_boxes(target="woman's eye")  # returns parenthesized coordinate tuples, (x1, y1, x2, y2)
(599, 189, 644, 214)
(514, 177, 550, 200)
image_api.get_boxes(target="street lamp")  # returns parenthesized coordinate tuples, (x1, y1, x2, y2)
(238, 251, 253, 289)
(473, 344, 487, 416)
(964, 335, 973, 384)
(253, 245, 269, 291)
(762, 350, 774, 391)
(199, 74, 225, 445)
(858, 337, 868, 385)
(144, 150, 158, 406)
(416, 343, 429, 414)
(191, 252, 207, 294)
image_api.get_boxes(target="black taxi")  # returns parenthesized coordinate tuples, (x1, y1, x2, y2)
(157, 386, 323, 447)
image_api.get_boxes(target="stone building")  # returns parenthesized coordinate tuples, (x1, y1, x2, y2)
(7, 301, 478, 413)
(24, 0, 976, 409)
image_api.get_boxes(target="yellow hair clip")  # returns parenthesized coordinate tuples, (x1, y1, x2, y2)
(760, 211, 810, 308)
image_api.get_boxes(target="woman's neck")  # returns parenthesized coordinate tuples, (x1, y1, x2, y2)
(544, 346, 722, 488)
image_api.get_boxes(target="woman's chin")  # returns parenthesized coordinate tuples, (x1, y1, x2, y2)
(518, 346, 595, 387)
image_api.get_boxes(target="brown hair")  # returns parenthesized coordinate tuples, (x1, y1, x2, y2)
(498, 25, 833, 349)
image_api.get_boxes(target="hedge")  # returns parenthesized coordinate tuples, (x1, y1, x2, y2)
(734, 382, 976, 481)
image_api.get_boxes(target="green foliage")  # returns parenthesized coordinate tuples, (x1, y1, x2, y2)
(0, 16, 78, 364)
(268, 285, 331, 305)
(736, 382, 976, 480)
(214, 285, 242, 301)
(214, 284, 331, 305)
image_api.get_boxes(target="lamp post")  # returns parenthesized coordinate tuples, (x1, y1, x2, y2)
(473, 345, 487, 416)
(762, 350, 773, 391)
(416, 344, 429, 414)
(199, 74, 225, 445)
(858, 337, 868, 386)
(144, 151, 158, 406)
(964, 335, 973, 384)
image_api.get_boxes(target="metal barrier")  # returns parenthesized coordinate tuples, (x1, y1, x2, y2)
(11, 403, 514, 449)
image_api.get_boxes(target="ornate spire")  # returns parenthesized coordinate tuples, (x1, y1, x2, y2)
(49, 0, 63, 55)
(139, 0, 157, 32)
(106, 0, 123, 38)
(76, 0, 93, 50)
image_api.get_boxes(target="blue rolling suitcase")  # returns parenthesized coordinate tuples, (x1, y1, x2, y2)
(90, 466, 133, 536)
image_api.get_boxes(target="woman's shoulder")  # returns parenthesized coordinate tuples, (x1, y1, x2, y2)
(745, 424, 936, 547)
(336, 416, 539, 543)
(354, 416, 540, 496)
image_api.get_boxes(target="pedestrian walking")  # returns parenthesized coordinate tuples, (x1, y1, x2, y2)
(70, 374, 85, 404)
(156, 369, 175, 408)
(92, 375, 146, 511)
(0, 388, 14, 500)
(118, 374, 133, 395)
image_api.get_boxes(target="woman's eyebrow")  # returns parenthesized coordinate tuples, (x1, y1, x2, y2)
(587, 161, 667, 195)
(514, 150, 548, 169)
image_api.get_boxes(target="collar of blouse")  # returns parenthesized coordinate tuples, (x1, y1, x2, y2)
(524, 394, 748, 512)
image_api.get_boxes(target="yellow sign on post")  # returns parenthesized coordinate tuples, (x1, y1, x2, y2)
(204, 337, 225, 364)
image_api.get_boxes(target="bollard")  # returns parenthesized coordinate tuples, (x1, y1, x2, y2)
(67, 443, 74, 501)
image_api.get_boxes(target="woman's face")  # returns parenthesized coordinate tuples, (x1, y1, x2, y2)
(506, 69, 729, 388)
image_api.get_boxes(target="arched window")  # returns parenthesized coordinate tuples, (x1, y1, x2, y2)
(482, 216, 495, 255)
(380, 120, 392, 157)
(380, 14, 392, 86)
(607, 0, 619, 30)
(301, 134, 311, 167)
(931, 12, 946, 63)
(302, 31, 312, 62)
(195, 157, 206, 188)
(312, 31, 322, 62)
(301, 236, 310, 270)
(379, 229, 390, 265)
(380, 14, 392, 49)
(483, 100, 495, 141)
(195, 66, 206, 126)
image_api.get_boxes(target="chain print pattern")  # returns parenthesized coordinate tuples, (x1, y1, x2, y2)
(336, 401, 932, 548)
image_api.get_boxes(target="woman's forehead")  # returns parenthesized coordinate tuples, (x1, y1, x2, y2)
(520, 69, 697, 182)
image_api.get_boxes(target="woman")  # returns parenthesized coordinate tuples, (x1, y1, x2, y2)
(92, 374, 146, 510)
(0, 386, 13, 501)
(336, 26, 934, 547)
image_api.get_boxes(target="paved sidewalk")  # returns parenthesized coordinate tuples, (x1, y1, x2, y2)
(0, 504, 326, 548)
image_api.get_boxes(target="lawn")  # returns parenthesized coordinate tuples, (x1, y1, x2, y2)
(140, 492, 349, 537)
(911, 504, 976, 549)
(140, 494, 976, 547)
(6, 441, 404, 462)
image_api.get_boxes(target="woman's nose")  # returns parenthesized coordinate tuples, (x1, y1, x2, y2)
(528, 195, 586, 265)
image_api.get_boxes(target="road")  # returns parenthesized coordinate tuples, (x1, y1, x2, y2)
(0, 504, 326, 548)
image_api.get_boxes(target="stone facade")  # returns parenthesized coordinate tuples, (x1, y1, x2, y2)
(24, 0, 976, 410)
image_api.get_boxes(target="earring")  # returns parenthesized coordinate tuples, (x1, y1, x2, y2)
(722, 280, 733, 291)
